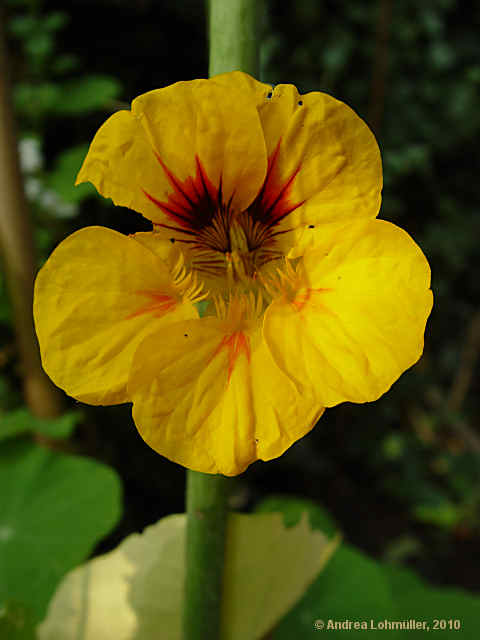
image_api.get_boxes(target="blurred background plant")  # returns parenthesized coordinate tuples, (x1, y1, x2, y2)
(0, 0, 479, 637)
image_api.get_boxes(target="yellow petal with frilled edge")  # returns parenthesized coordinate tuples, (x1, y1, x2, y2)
(76, 78, 267, 225)
(213, 72, 382, 250)
(127, 317, 324, 476)
(33, 227, 198, 405)
(263, 220, 433, 407)
(130, 231, 177, 261)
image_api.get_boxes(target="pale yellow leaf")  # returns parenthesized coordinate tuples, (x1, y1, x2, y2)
(37, 512, 337, 640)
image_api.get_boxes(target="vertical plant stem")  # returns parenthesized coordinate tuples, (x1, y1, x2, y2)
(208, 0, 260, 77)
(0, 13, 63, 418)
(183, 1, 261, 638)
(184, 472, 229, 640)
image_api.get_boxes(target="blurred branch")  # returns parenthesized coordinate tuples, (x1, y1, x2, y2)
(417, 310, 480, 452)
(0, 13, 63, 418)
(448, 416, 480, 455)
(443, 308, 480, 454)
(368, 0, 393, 135)
(447, 308, 480, 413)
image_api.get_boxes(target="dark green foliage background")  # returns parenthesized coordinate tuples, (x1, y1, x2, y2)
(1, 0, 479, 631)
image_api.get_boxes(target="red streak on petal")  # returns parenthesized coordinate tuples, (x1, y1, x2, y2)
(212, 331, 251, 384)
(143, 153, 219, 232)
(292, 287, 333, 312)
(127, 291, 177, 319)
(247, 141, 304, 229)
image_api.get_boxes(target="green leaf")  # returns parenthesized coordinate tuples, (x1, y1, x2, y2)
(46, 145, 95, 204)
(413, 501, 462, 529)
(273, 544, 399, 639)
(257, 497, 480, 638)
(13, 83, 62, 120)
(14, 76, 121, 120)
(52, 54, 78, 75)
(54, 75, 122, 115)
(385, 564, 480, 636)
(0, 408, 82, 441)
(8, 15, 38, 38)
(0, 439, 122, 625)
(43, 11, 68, 33)
(255, 495, 339, 537)
(24, 31, 54, 61)
(0, 600, 36, 640)
(38, 512, 337, 640)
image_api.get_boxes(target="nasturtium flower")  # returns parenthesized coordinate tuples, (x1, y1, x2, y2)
(33, 72, 433, 476)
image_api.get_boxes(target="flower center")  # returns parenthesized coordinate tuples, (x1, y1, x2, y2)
(143, 146, 304, 293)
(221, 215, 270, 285)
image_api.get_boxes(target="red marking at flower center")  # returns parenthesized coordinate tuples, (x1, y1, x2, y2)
(142, 145, 304, 274)
(127, 291, 177, 319)
(213, 331, 251, 383)
(143, 153, 220, 233)
(246, 141, 304, 230)
(143, 144, 302, 233)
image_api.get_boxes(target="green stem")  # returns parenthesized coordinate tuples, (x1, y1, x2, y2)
(183, 472, 229, 640)
(208, 0, 261, 77)
(183, 2, 260, 638)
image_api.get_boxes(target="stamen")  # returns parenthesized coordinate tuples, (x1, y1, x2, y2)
(170, 251, 208, 304)
(212, 290, 264, 328)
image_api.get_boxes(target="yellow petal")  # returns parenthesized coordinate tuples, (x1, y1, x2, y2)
(212, 70, 272, 105)
(213, 71, 382, 252)
(33, 227, 197, 405)
(76, 78, 267, 224)
(130, 230, 176, 261)
(280, 88, 382, 223)
(127, 318, 324, 476)
(263, 220, 433, 406)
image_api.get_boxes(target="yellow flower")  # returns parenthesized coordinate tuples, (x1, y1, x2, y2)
(33, 72, 432, 476)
